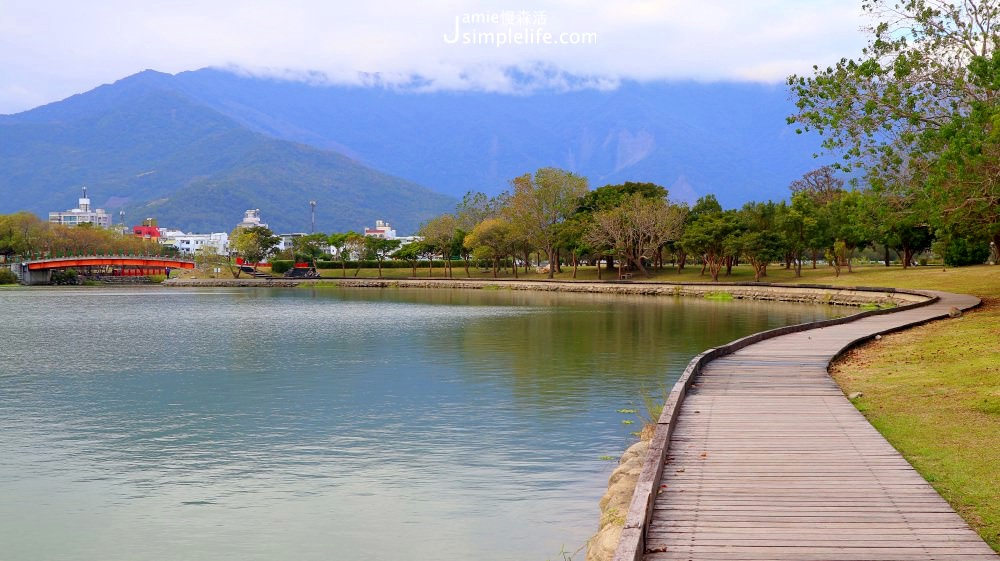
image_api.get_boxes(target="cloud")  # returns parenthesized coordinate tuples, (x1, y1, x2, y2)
(0, 0, 869, 113)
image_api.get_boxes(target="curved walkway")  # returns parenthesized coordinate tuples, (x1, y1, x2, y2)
(617, 290, 997, 561)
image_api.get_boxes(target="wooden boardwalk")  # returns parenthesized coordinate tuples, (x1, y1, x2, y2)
(633, 290, 997, 561)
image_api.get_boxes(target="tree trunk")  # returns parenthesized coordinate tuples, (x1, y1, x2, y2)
(628, 254, 651, 278)
(709, 257, 722, 282)
(725, 255, 733, 277)
(884, 245, 891, 267)
(547, 246, 556, 279)
(572, 252, 578, 279)
(597, 257, 602, 280)
(677, 250, 687, 272)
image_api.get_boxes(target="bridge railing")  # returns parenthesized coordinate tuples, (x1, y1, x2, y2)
(16, 249, 191, 262)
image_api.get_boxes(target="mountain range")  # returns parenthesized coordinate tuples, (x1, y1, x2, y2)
(0, 68, 826, 234)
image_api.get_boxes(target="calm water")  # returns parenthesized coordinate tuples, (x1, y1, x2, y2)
(0, 286, 843, 561)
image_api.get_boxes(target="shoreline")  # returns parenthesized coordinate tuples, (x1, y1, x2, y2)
(163, 276, 929, 307)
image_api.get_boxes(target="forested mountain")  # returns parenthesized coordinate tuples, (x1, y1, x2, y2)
(0, 68, 825, 233)
(164, 68, 824, 205)
(0, 71, 456, 234)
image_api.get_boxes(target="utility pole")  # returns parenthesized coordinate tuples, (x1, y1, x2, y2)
(310, 200, 317, 233)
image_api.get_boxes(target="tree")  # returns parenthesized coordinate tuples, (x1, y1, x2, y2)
(585, 193, 685, 278)
(861, 189, 934, 267)
(777, 193, 822, 276)
(0, 212, 48, 259)
(681, 211, 738, 282)
(788, 0, 999, 249)
(343, 232, 366, 277)
(392, 241, 424, 277)
(733, 202, 785, 282)
(419, 214, 458, 278)
(922, 52, 1000, 250)
(229, 226, 280, 275)
(292, 233, 329, 268)
(328, 232, 350, 277)
(455, 191, 504, 277)
(575, 182, 670, 274)
(464, 218, 515, 278)
(789, 166, 844, 205)
(365, 237, 401, 278)
(822, 190, 872, 273)
(679, 195, 723, 272)
(506, 168, 589, 279)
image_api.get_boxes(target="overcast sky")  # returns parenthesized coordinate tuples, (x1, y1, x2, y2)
(0, 0, 869, 114)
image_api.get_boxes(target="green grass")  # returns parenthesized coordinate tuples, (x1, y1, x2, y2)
(703, 291, 733, 301)
(829, 265, 999, 551)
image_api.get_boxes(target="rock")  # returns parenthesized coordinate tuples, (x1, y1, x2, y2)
(588, 440, 648, 561)
(849, 392, 864, 399)
(585, 524, 622, 561)
(875, 334, 882, 341)
(948, 306, 962, 318)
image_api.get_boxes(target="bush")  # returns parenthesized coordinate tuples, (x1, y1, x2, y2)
(0, 268, 18, 285)
(50, 268, 79, 285)
(270, 260, 293, 274)
(943, 237, 989, 267)
(315, 259, 463, 269)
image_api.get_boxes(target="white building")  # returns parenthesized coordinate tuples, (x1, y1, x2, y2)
(161, 231, 230, 255)
(48, 187, 112, 229)
(237, 209, 268, 230)
(364, 220, 397, 239)
(277, 233, 307, 252)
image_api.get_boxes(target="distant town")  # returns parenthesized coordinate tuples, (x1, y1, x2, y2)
(47, 187, 419, 258)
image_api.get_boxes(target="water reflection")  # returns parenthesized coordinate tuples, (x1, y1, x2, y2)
(0, 286, 841, 561)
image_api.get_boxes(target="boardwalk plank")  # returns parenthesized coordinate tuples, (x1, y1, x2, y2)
(633, 290, 997, 561)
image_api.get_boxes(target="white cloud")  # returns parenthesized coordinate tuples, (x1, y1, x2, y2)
(0, 0, 870, 113)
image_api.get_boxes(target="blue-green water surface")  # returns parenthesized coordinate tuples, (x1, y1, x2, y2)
(0, 286, 843, 561)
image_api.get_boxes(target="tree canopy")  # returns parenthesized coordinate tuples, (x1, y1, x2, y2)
(788, 0, 999, 248)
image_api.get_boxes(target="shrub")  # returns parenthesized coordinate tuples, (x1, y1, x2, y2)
(943, 237, 989, 267)
(50, 269, 79, 285)
(270, 260, 293, 274)
(0, 268, 18, 285)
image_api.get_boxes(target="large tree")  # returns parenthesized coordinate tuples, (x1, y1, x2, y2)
(229, 226, 280, 276)
(506, 168, 589, 279)
(419, 214, 458, 278)
(681, 210, 738, 282)
(364, 237, 401, 278)
(788, 0, 999, 249)
(464, 217, 515, 278)
(585, 193, 685, 278)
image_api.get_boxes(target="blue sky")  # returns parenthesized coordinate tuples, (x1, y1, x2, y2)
(0, 0, 869, 113)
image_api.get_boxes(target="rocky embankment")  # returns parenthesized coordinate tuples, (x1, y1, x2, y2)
(163, 277, 926, 307)
(586, 439, 649, 561)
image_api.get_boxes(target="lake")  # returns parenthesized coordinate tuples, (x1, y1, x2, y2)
(0, 286, 844, 561)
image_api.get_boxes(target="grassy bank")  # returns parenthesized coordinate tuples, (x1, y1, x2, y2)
(822, 266, 999, 552)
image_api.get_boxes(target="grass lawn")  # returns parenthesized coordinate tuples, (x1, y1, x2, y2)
(820, 265, 999, 552)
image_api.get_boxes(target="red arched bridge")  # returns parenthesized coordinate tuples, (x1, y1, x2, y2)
(11, 254, 195, 285)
